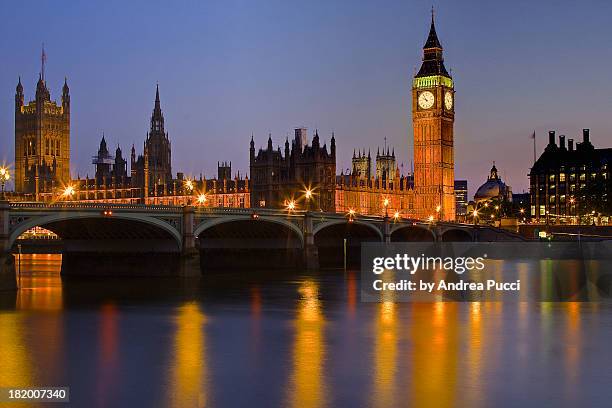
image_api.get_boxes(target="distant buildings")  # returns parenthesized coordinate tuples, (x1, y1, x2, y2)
(454, 180, 467, 217)
(529, 129, 611, 223)
(474, 164, 512, 204)
(249, 128, 336, 212)
(335, 147, 414, 217)
(11, 14, 457, 221)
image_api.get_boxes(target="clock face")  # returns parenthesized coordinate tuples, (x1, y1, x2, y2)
(444, 91, 453, 110)
(418, 91, 435, 109)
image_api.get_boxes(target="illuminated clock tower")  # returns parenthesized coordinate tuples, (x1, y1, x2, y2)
(412, 12, 455, 221)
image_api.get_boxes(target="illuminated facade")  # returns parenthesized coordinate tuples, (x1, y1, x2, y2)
(335, 173, 415, 217)
(250, 128, 336, 211)
(529, 129, 611, 222)
(412, 14, 456, 221)
(35, 85, 249, 207)
(14, 59, 71, 198)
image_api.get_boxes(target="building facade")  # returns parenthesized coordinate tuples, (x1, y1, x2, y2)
(454, 180, 468, 218)
(530, 129, 611, 223)
(412, 14, 455, 221)
(250, 128, 336, 211)
(14, 71, 70, 198)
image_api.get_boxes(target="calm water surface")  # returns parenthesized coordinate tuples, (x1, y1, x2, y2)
(1, 254, 612, 407)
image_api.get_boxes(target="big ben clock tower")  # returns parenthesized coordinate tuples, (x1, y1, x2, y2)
(412, 12, 455, 221)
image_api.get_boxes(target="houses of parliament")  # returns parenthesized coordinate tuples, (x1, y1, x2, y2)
(11, 14, 456, 221)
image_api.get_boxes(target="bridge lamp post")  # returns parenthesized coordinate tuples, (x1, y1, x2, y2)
(472, 210, 479, 225)
(428, 215, 434, 223)
(393, 211, 400, 221)
(197, 193, 207, 206)
(348, 208, 356, 223)
(286, 200, 296, 212)
(0, 167, 10, 199)
(435, 205, 441, 220)
(62, 185, 75, 201)
(383, 198, 390, 217)
(304, 189, 313, 212)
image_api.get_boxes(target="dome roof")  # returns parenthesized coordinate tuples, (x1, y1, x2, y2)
(474, 163, 507, 202)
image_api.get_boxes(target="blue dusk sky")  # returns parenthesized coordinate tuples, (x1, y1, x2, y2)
(1, 0, 612, 195)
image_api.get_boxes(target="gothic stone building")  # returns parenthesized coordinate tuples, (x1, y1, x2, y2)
(14, 74, 70, 198)
(250, 128, 336, 211)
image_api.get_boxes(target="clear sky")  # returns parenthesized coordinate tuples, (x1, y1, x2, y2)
(1, 0, 612, 195)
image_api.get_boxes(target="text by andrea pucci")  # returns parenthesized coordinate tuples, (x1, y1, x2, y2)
(360, 242, 612, 302)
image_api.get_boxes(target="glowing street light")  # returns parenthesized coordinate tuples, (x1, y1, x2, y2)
(185, 179, 194, 192)
(383, 197, 390, 217)
(305, 189, 312, 199)
(197, 193, 207, 205)
(428, 215, 434, 222)
(0, 166, 10, 198)
(348, 208, 356, 222)
(62, 185, 75, 200)
(393, 211, 400, 221)
(286, 200, 296, 211)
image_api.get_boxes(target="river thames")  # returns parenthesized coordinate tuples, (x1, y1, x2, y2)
(1, 254, 611, 407)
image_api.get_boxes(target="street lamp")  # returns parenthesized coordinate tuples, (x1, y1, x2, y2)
(185, 179, 194, 193)
(472, 209, 479, 225)
(348, 208, 356, 223)
(383, 198, 390, 217)
(197, 193, 207, 205)
(62, 185, 75, 201)
(304, 188, 313, 211)
(286, 200, 296, 212)
(0, 167, 10, 199)
(393, 211, 400, 221)
(428, 215, 434, 222)
(435, 205, 441, 220)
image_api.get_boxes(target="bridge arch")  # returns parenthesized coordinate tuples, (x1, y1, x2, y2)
(9, 212, 183, 251)
(313, 219, 382, 268)
(195, 216, 304, 269)
(440, 228, 473, 242)
(194, 216, 304, 246)
(390, 224, 436, 242)
(313, 219, 383, 241)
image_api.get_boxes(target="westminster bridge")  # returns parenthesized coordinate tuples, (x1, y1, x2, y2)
(0, 201, 525, 285)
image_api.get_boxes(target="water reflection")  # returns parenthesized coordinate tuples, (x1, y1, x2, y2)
(2, 256, 610, 407)
(168, 302, 208, 408)
(16, 254, 63, 311)
(97, 303, 119, 407)
(288, 280, 326, 408)
(410, 302, 459, 408)
(371, 301, 398, 408)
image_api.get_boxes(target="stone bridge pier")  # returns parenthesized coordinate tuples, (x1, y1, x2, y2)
(0, 201, 17, 291)
(180, 205, 200, 277)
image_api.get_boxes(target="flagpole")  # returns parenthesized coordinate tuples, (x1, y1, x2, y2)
(532, 130, 536, 165)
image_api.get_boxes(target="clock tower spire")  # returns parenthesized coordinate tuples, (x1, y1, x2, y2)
(412, 11, 455, 221)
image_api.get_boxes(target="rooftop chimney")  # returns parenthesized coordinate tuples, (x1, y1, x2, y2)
(548, 131, 556, 146)
(559, 135, 566, 149)
(583, 128, 590, 144)
(568, 138, 574, 151)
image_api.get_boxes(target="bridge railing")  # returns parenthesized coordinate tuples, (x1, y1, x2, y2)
(8, 202, 184, 211)
(6, 202, 451, 226)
